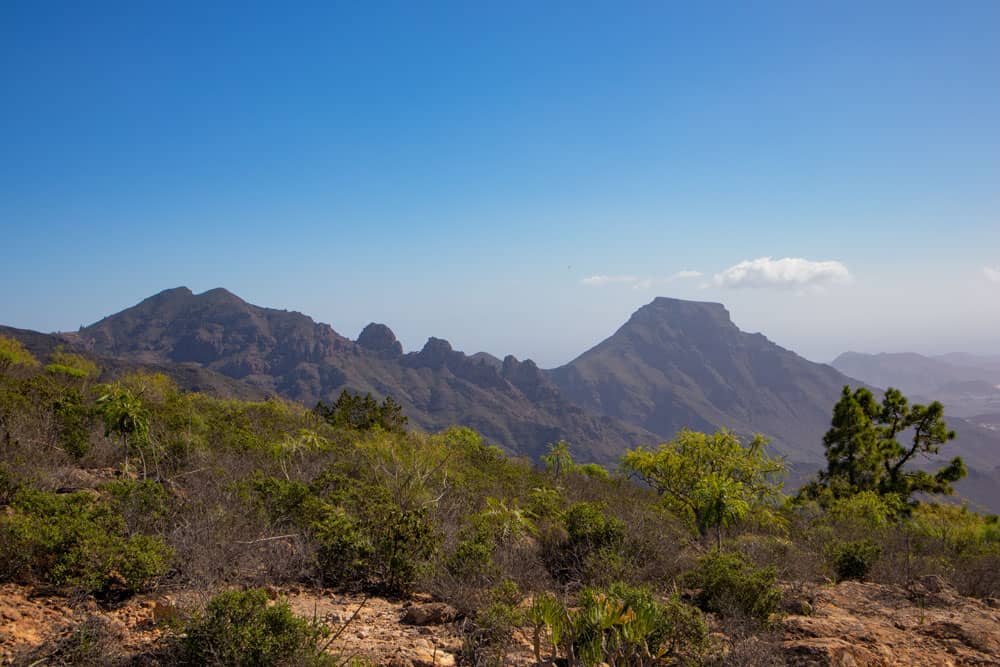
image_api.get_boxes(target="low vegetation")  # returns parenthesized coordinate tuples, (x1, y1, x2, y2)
(0, 333, 997, 665)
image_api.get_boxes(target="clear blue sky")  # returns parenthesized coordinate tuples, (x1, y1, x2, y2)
(3, 1, 999, 366)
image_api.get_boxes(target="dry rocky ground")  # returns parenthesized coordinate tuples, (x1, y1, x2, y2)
(1, 576, 998, 666)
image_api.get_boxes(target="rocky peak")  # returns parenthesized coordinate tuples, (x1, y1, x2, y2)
(501, 355, 558, 402)
(410, 337, 456, 369)
(625, 297, 735, 336)
(357, 323, 403, 358)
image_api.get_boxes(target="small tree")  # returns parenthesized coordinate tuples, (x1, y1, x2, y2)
(314, 390, 407, 432)
(97, 384, 150, 477)
(622, 430, 785, 549)
(809, 385, 966, 505)
(541, 440, 575, 477)
(0, 335, 38, 376)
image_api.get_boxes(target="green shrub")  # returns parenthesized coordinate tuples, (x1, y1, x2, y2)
(248, 473, 440, 593)
(181, 589, 333, 666)
(370, 505, 440, 594)
(0, 488, 171, 596)
(546, 502, 626, 584)
(104, 478, 172, 533)
(446, 534, 496, 581)
(686, 551, 781, 624)
(828, 539, 882, 581)
(528, 583, 708, 666)
(464, 581, 527, 665)
(313, 507, 371, 585)
(52, 388, 95, 459)
(564, 502, 626, 552)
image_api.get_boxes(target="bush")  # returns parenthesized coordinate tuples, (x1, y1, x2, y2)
(52, 387, 96, 459)
(465, 585, 525, 665)
(527, 583, 708, 666)
(828, 539, 881, 581)
(181, 588, 333, 666)
(313, 507, 371, 585)
(686, 552, 781, 625)
(0, 488, 171, 596)
(546, 502, 626, 584)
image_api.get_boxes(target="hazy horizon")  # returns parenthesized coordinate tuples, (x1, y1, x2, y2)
(5, 284, 997, 370)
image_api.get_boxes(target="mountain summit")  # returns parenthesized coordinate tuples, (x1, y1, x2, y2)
(549, 297, 850, 464)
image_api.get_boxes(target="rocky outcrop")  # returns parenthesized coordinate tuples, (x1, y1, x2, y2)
(357, 323, 404, 358)
(780, 577, 1000, 666)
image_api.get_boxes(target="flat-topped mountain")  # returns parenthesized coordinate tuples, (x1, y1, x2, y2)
(549, 297, 851, 464)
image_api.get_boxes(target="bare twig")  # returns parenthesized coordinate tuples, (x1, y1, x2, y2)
(235, 534, 300, 545)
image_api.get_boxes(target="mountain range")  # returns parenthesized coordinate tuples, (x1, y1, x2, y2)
(831, 351, 1000, 424)
(5, 287, 999, 509)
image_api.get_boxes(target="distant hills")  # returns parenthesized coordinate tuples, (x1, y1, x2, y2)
(831, 351, 1000, 422)
(5, 287, 999, 509)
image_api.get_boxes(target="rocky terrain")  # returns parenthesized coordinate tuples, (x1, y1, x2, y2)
(3, 577, 999, 666)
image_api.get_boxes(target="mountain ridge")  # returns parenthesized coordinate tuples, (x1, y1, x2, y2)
(6, 287, 1000, 510)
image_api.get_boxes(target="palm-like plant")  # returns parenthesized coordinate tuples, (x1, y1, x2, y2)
(97, 384, 150, 477)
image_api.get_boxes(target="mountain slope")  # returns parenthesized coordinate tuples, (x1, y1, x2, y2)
(831, 351, 1000, 419)
(548, 297, 853, 464)
(69, 287, 653, 462)
(0, 324, 269, 401)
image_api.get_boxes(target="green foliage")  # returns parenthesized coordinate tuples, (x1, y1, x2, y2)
(826, 490, 901, 531)
(0, 335, 38, 374)
(565, 502, 626, 553)
(810, 386, 965, 504)
(466, 582, 528, 664)
(578, 462, 610, 480)
(314, 390, 407, 432)
(622, 429, 785, 546)
(546, 502, 627, 584)
(97, 383, 151, 475)
(52, 387, 96, 459)
(248, 471, 440, 594)
(542, 440, 575, 477)
(45, 350, 100, 380)
(0, 488, 171, 596)
(686, 551, 781, 625)
(907, 503, 1000, 554)
(181, 588, 334, 666)
(828, 540, 882, 581)
(528, 583, 708, 666)
(473, 497, 538, 544)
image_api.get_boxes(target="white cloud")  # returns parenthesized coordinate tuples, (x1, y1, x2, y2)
(712, 257, 851, 289)
(581, 275, 638, 286)
(984, 266, 1000, 283)
(670, 270, 702, 280)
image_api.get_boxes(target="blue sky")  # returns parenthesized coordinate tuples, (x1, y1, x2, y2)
(3, 2, 999, 366)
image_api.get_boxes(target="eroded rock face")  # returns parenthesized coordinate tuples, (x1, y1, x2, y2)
(357, 323, 404, 358)
(780, 578, 1000, 666)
